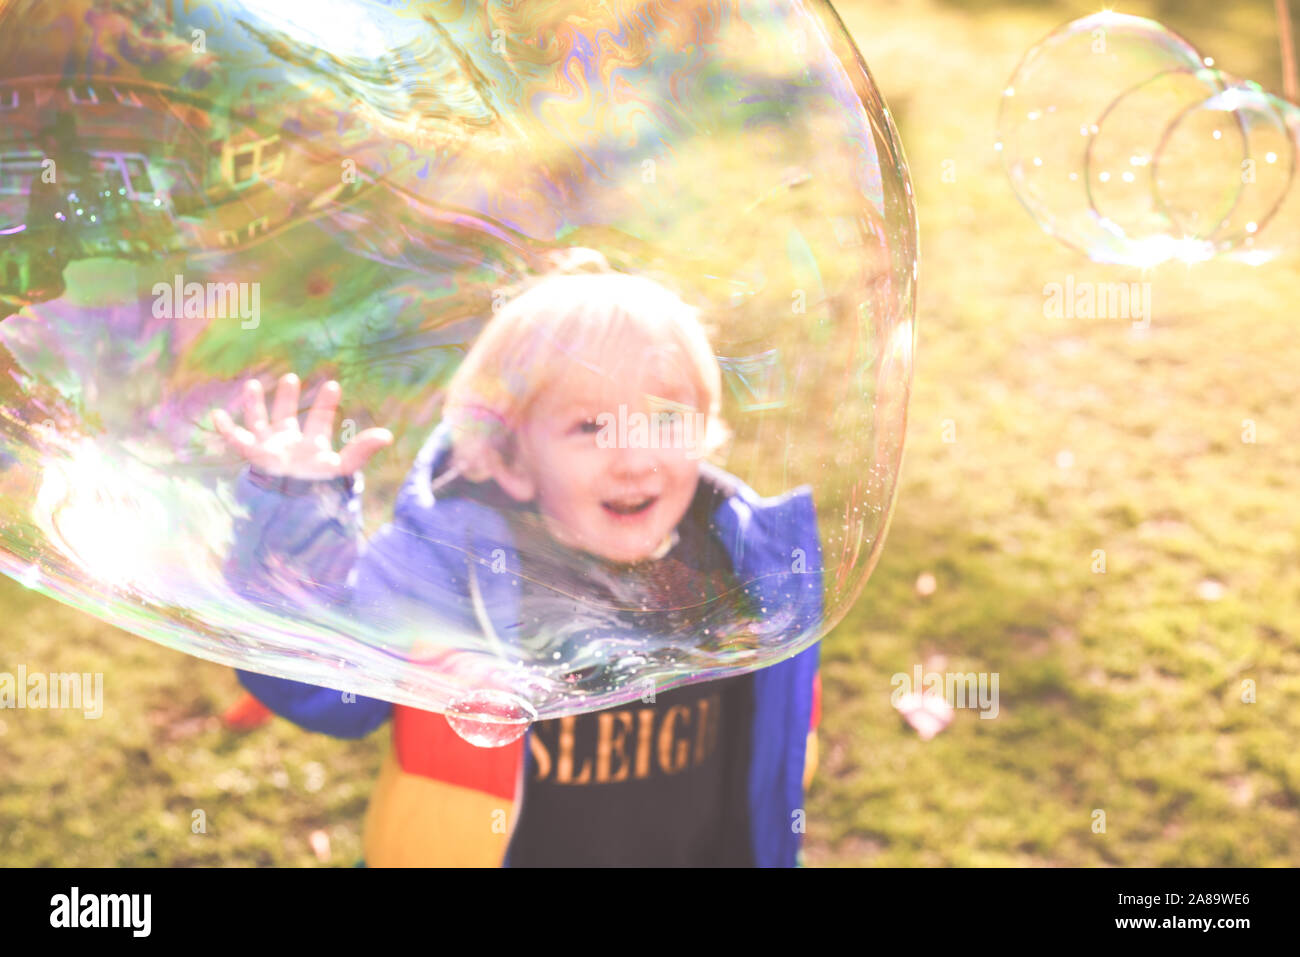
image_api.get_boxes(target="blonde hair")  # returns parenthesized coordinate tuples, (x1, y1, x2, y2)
(443, 249, 730, 479)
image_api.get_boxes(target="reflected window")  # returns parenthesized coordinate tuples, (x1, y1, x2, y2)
(0, 152, 43, 196)
(221, 135, 284, 189)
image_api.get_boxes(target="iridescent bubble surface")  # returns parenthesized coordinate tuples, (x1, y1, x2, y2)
(998, 11, 1298, 266)
(0, 0, 917, 740)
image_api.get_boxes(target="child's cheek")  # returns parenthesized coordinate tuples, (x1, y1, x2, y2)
(541, 479, 590, 525)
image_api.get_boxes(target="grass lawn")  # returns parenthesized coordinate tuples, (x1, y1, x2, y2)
(2, 0, 1298, 866)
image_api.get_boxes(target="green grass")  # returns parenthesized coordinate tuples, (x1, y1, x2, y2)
(2, 0, 1299, 865)
(803, 0, 1300, 866)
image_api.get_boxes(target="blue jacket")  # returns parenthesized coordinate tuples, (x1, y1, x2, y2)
(229, 421, 823, 866)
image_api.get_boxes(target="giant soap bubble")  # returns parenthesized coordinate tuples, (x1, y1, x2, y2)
(0, 0, 916, 743)
(998, 11, 1299, 267)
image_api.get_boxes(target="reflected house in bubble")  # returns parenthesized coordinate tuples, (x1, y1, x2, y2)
(0, 64, 397, 477)
(0, 72, 389, 310)
(0, 83, 196, 294)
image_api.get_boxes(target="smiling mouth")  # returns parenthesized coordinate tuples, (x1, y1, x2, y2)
(602, 495, 657, 516)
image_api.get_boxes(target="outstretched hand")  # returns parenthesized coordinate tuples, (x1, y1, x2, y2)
(212, 373, 393, 481)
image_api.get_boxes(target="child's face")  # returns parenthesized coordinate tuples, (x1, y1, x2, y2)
(497, 348, 706, 564)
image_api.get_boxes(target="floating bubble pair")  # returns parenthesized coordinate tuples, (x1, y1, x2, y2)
(0, 0, 917, 743)
(998, 11, 1300, 267)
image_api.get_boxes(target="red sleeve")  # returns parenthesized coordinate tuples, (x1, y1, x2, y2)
(810, 670, 822, 731)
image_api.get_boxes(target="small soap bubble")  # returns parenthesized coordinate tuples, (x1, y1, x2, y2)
(445, 690, 537, 748)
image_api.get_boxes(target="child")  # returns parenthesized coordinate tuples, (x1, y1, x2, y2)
(213, 250, 823, 866)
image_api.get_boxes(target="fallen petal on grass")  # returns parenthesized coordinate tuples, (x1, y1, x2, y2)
(894, 691, 955, 740)
(309, 829, 331, 862)
(1196, 579, 1226, 601)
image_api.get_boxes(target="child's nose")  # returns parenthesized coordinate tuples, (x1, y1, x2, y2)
(608, 443, 661, 477)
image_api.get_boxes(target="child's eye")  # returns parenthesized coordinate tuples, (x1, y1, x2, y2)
(574, 418, 600, 435)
